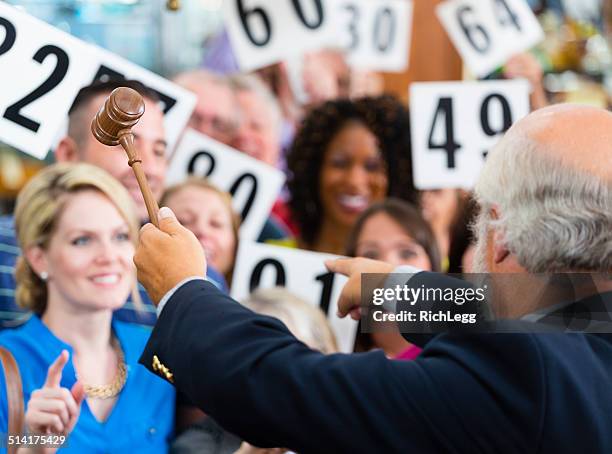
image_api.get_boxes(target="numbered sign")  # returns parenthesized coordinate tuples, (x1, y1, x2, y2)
(436, 0, 544, 78)
(88, 46, 196, 153)
(224, 0, 334, 71)
(335, 0, 413, 72)
(231, 242, 357, 353)
(0, 3, 97, 159)
(166, 129, 285, 240)
(410, 79, 530, 189)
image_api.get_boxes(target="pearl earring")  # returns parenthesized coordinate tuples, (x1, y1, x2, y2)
(39, 271, 48, 281)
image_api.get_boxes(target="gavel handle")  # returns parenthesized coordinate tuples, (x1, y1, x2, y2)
(119, 133, 160, 228)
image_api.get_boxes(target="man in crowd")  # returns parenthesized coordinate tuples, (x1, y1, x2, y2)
(134, 103, 611, 453)
(173, 69, 240, 146)
(227, 74, 291, 242)
(0, 80, 226, 328)
(230, 74, 283, 169)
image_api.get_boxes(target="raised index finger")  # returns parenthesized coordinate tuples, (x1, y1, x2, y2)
(325, 258, 353, 276)
(44, 350, 69, 388)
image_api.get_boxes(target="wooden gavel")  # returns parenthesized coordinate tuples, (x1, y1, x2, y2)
(91, 87, 160, 227)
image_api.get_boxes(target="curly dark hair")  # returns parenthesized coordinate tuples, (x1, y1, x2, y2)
(287, 95, 418, 246)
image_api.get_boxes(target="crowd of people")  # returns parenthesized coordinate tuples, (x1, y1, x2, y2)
(0, 26, 610, 452)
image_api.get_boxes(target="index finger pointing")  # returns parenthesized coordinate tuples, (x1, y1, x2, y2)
(325, 258, 353, 276)
(44, 350, 69, 388)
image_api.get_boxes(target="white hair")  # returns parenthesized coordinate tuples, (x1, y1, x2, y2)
(173, 69, 231, 90)
(229, 73, 283, 136)
(473, 129, 612, 273)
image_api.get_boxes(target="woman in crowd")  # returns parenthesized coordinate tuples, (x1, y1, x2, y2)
(420, 188, 465, 270)
(161, 178, 240, 285)
(0, 163, 174, 452)
(171, 288, 337, 454)
(345, 198, 440, 359)
(287, 96, 418, 255)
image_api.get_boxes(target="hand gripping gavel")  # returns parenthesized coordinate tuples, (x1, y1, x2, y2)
(91, 87, 160, 227)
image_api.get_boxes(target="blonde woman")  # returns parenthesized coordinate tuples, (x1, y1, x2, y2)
(0, 163, 174, 452)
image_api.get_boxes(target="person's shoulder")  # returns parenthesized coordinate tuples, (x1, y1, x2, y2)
(113, 320, 152, 346)
(0, 215, 19, 254)
(0, 317, 34, 346)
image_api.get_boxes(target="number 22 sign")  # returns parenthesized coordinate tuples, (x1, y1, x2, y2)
(0, 3, 97, 159)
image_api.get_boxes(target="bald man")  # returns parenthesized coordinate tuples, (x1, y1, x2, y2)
(173, 70, 240, 145)
(134, 105, 612, 453)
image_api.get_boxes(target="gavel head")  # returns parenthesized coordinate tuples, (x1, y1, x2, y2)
(91, 87, 145, 146)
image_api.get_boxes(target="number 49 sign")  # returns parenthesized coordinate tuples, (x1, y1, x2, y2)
(410, 79, 530, 189)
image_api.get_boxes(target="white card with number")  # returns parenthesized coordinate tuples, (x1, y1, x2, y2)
(436, 0, 543, 78)
(231, 241, 357, 353)
(410, 79, 530, 189)
(223, 0, 335, 71)
(334, 0, 412, 72)
(0, 3, 97, 159)
(87, 46, 196, 153)
(166, 129, 285, 241)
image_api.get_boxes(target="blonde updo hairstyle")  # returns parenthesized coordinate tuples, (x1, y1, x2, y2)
(14, 163, 140, 315)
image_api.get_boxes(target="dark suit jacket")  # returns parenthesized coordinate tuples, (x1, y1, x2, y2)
(141, 279, 612, 454)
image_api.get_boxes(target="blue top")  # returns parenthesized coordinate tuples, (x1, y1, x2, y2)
(0, 316, 175, 453)
(0, 215, 228, 329)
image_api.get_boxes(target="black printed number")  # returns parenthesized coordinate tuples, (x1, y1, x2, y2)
(428, 97, 461, 169)
(237, 0, 324, 47)
(428, 93, 513, 167)
(456, 0, 522, 54)
(315, 271, 336, 314)
(249, 259, 286, 292)
(0, 18, 70, 133)
(92, 65, 177, 114)
(249, 261, 337, 314)
(456, 6, 490, 54)
(186, 152, 258, 222)
(343, 4, 396, 54)
(373, 7, 395, 52)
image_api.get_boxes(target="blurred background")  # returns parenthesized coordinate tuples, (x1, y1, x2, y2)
(1, 0, 611, 214)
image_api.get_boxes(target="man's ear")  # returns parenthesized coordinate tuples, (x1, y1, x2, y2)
(24, 246, 48, 279)
(54, 136, 79, 163)
(489, 205, 510, 264)
(492, 231, 511, 264)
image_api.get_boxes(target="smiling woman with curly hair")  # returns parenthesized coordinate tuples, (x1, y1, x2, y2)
(287, 95, 418, 254)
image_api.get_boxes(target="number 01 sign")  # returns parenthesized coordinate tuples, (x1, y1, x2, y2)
(410, 79, 530, 189)
(231, 242, 357, 353)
